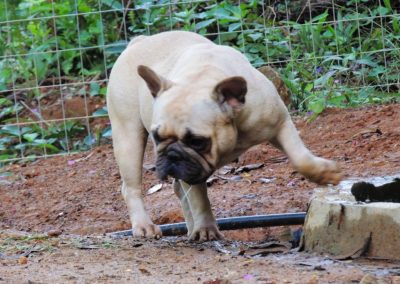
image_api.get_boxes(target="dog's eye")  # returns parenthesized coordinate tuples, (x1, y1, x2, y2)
(152, 130, 163, 145)
(184, 136, 211, 153)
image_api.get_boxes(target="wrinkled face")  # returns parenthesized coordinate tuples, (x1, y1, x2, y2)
(150, 92, 237, 184)
(137, 65, 247, 185)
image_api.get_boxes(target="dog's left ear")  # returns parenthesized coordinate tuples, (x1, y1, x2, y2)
(214, 76, 247, 110)
(137, 65, 172, 98)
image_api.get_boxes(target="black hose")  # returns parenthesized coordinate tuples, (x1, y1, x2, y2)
(110, 212, 306, 237)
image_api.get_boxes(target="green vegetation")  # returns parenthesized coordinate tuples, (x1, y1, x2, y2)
(0, 0, 399, 165)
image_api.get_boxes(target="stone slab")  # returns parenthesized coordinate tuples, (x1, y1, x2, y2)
(303, 175, 400, 260)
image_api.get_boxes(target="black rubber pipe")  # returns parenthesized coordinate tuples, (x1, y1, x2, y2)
(110, 212, 306, 237)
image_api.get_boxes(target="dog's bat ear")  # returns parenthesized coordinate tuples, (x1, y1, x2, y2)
(214, 76, 247, 110)
(137, 65, 172, 98)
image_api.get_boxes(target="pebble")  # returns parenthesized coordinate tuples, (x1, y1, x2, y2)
(18, 256, 28, 265)
(47, 229, 62, 237)
(359, 274, 389, 284)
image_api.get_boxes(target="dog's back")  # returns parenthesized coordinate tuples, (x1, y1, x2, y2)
(124, 31, 212, 68)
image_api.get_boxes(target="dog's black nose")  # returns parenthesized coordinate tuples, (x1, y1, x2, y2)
(167, 150, 182, 161)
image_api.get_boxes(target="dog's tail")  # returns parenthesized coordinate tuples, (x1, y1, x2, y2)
(127, 35, 148, 47)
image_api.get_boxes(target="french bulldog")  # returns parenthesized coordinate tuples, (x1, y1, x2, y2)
(107, 31, 341, 242)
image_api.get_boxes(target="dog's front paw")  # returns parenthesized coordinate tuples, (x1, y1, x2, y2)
(132, 222, 162, 239)
(299, 157, 342, 185)
(188, 224, 224, 242)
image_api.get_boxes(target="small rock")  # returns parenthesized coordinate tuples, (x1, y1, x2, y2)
(230, 175, 242, 181)
(307, 274, 319, 284)
(242, 194, 257, 199)
(259, 177, 275, 184)
(391, 276, 400, 283)
(143, 164, 156, 171)
(313, 265, 325, 271)
(47, 229, 62, 237)
(25, 170, 39, 178)
(138, 265, 151, 276)
(359, 274, 389, 284)
(18, 256, 28, 265)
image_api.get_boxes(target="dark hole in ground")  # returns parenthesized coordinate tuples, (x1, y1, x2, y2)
(351, 178, 400, 203)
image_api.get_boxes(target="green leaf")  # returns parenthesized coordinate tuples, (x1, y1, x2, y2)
(305, 83, 313, 92)
(383, 0, 392, 10)
(376, 6, 390, 16)
(84, 134, 96, 146)
(308, 97, 325, 114)
(92, 107, 108, 117)
(105, 41, 127, 55)
(102, 127, 112, 138)
(328, 93, 347, 107)
(195, 19, 216, 30)
(247, 32, 263, 42)
(100, 87, 107, 96)
(322, 55, 343, 63)
(101, 0, 123, 10)
(228, 22, 241, 32)
(368, 66, 386, 77)
(32, 141, 59, 153)
(356, 58, 378, 67)
(213, 8, 238, 21)
(62, 60, 73, 75)
(330, 65, 350, 72)
(0, 125, 21, 136)
(311, 11, 328, 23)
(90, 82, 100, 97)
(314, 70, 337, 88)
(0, 154, 17, 161)
(23, 133, 39, 142)
(0, 98, 12, 106)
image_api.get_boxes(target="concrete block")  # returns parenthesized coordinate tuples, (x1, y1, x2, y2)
(303, 176, 400, 260)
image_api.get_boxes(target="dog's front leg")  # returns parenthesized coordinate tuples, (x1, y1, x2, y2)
(178, 181, 223, 241)
(173, 179, 194, 234)
(112, 123, 162, 239)
(272, 118, 342, 185)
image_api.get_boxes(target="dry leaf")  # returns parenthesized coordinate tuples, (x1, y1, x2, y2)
(147, 184, 163, 195)
(234, 163, 264, 174)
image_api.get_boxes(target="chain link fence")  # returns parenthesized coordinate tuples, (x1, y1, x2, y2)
(0, 0, 399, 165)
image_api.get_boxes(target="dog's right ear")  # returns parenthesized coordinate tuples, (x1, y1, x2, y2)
(137, 65, 172, 98)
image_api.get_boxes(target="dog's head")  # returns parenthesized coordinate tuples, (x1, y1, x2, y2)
(138, 65, 247, 184)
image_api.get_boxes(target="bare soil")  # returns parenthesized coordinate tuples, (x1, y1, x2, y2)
(1, 104, 400, 283)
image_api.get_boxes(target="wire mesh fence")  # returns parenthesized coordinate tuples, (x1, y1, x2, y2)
(0, 0, 399, 165)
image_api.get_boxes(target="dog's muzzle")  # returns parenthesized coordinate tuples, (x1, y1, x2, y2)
(156, 143, 213, 184)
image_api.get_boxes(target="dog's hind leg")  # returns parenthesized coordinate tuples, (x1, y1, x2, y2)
(272, 118, 342, 185)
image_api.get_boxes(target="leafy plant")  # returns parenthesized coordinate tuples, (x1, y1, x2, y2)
(1, 0, 399, 164)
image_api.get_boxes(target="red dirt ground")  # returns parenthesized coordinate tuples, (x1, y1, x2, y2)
(1, 104, 400, 283)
